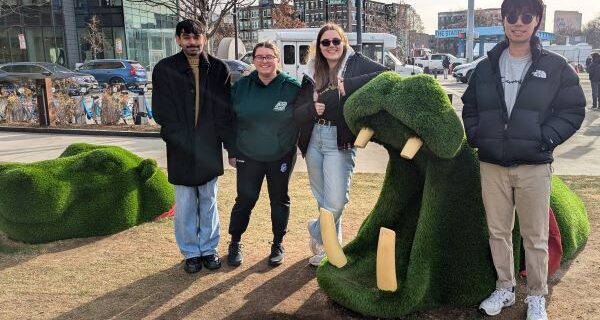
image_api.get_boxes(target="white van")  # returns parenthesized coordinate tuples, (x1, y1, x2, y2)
(242, 28, 422, 79)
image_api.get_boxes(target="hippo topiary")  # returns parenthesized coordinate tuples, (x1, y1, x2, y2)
(0, 143, 175, 243)
(315, 72, 589, 317)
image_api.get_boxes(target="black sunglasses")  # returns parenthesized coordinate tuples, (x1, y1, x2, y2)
(506, 13, 535, 25)
(320, 38, 342, 47)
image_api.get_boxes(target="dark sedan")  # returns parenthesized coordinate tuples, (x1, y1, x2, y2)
(0, 62, 98, 95)
(223, 59, 252, 83)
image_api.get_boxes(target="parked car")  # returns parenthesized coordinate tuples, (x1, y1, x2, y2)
(223, 59, 252, 83)
(452, 55, 487, 83)
(76, 59, 147, 89)
(413, 53, 464, 73)
(0, 62, 98, 95)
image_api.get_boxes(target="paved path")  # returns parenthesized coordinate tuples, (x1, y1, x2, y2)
(1, 76, 598, 175)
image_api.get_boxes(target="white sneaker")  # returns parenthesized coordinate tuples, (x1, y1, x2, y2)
(479, 287, 516, 316)
(309, 252, 326, 266)
(309, 237, 324, 255)
(525, 295, 548, 320)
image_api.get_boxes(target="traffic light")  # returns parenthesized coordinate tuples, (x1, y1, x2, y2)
(458, 32, 465, 39)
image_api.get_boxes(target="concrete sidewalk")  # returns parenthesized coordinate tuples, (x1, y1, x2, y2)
(0, 125, 598, 175)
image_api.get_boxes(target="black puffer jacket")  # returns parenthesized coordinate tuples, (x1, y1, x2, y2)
(462, 37, 586, 167)
(294, 52, 387, 156)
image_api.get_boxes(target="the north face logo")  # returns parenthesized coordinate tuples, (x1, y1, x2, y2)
(273, 101, 287, 111)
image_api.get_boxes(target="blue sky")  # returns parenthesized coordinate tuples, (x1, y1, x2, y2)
(404, 0, 599, 33)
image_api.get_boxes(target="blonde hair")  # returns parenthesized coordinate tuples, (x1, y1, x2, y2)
(312, 23, 349, 91)
(252, 41, 282, 70)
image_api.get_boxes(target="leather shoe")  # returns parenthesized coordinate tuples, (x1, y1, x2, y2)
(183, 257, 202, 274)
(202, 254, 222, 270)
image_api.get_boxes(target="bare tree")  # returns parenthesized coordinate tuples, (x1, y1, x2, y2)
(83, 15, 110, 60)
(385, 4, 425, 59)
(128, 0, 254, 40)
(0, 0, 51, 19)
(272, 0, 305, 29)
(583, 15, 600, 49)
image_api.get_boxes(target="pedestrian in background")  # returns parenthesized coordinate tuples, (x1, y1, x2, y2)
(588, 52, 600, 109)
(442, 55, 451, 79)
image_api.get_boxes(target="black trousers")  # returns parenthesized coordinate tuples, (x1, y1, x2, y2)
(228, 149, 297, 244)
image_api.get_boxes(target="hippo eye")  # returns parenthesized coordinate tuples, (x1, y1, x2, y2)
(81, 150, 126, 173)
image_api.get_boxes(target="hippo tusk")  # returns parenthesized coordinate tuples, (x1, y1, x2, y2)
(377, 227, 398, 292)
(354, 127, 375, 148)
(400, 137, 423, 160)
(319, 209, 347, 268)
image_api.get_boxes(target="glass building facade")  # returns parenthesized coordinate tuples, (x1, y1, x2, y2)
(0, 0, 178, 70)
(0, 0, 66, 65)
(122, 0, 178, 69)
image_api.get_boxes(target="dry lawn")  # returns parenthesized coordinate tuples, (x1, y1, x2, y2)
(0, 172, 598, 320)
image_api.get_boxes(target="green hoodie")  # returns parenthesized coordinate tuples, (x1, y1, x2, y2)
(231, 70, 301, 162)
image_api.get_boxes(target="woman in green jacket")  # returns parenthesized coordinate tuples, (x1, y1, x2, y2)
(227, 41, 301, 267)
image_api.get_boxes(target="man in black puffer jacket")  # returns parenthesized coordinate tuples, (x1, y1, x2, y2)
(461, 0, 585, 319)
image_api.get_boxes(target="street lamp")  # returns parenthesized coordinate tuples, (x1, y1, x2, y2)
(233, 1, 239, 59)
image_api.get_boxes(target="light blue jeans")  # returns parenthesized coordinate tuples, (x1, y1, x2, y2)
(174, 178, 220, 259)
(306, 124, 356, 245)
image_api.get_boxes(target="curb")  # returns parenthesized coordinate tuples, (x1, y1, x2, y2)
(0, 125, 160, 138)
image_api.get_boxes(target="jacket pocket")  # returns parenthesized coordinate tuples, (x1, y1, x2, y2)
(477, 109, 504, 139)
(508, 109, 542, 142)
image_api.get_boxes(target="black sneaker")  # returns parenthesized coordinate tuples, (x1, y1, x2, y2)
(202, 254, 222, 270)
(228, 242, 243, 266)
(183, 257, 202, 274)
(268, 243, 285, 266)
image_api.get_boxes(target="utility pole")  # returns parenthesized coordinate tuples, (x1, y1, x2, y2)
(466, 0, 475, 62)
(325, 0, 329, 22)
(233, 1, 239, 59)
(355, 0, 362, 53)
(346, 0, 352, 31)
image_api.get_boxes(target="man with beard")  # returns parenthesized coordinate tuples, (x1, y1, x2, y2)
(153, 19, 235, 274)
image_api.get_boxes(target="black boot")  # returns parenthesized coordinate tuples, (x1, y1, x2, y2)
(228, 241, 243, 266)
(268, 243, 285, 266)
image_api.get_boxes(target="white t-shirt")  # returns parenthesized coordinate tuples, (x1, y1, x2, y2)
(500, 49, 532, 117)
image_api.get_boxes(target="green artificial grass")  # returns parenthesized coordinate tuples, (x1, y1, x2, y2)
(0, 143, 174, 243)
(550, 176, 590, 261)
(315, 72, 590, 318)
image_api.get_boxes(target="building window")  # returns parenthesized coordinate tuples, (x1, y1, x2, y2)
(283, 44, 295, 64)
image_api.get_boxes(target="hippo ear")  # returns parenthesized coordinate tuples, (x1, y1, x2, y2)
(137, 159, 157, 182)
(60, 143, 107, 158)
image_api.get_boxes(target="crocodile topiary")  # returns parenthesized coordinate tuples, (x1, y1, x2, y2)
(0, 143, 175, 243)
(315, 72, 589, 317)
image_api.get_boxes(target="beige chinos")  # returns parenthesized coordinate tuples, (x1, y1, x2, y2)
(480, 161, 552, 296)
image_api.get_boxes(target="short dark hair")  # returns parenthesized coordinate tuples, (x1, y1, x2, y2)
(176, 19, 206, 37)
(501, 0, 544, 34)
